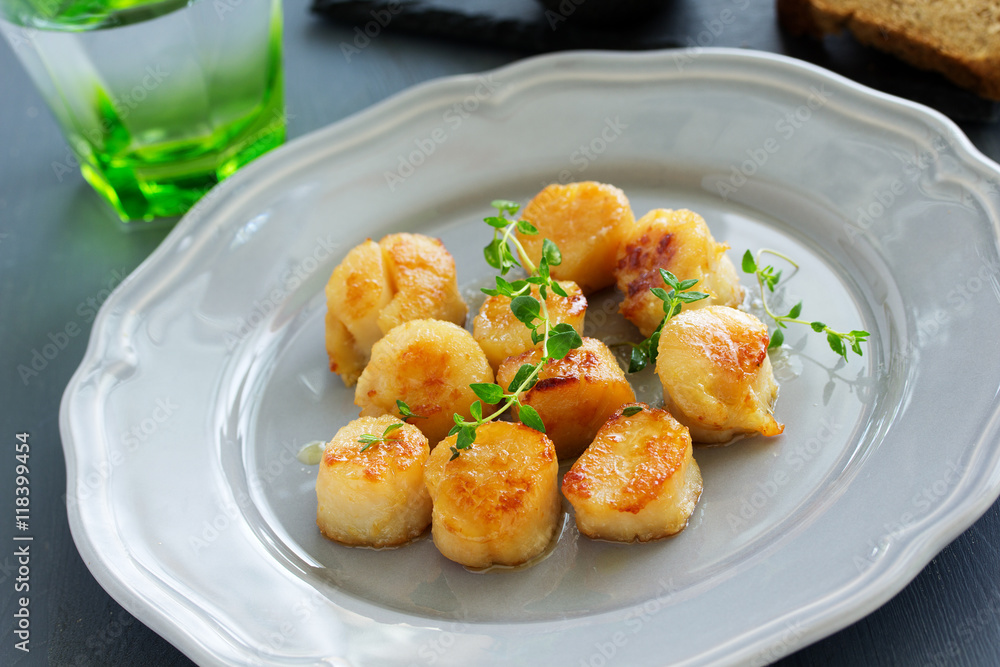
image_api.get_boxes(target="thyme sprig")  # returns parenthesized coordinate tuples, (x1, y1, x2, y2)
(742, 249, 869, 359)
(357, 400, 421, 451)
(624, 269, 710, 373)
(358, 422, 404, 452)
(448, 200, 583, 460)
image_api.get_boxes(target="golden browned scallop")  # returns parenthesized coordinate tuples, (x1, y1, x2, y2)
(325, 233, 468, 386)
(377, 233, 468, 332)
(614, 209, 744, 338)
(473, 280, 587, 372)
(325, 240, 392, 386)
(656, 305, 783, 443)
(516, 182, 635, 294)
(316, 415, 432, 548)
(424, 421, 560, 568)
(355, 319, 495, 447)
(561, 403, 702, 542)
(496, 337, 636, 460)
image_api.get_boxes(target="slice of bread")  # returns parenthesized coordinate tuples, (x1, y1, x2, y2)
(777, 0, 1000, 100)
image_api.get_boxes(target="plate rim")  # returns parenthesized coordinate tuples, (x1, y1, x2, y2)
(60, 46, 1000, 666)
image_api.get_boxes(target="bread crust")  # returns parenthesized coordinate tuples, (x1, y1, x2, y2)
(777, 0, 1000, 100)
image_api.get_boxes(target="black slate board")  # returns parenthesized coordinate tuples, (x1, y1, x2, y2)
(310, 0, 999, 122)
(310, 0, 687, 53)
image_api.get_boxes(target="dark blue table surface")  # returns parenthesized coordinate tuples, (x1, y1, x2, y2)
(1, 1, 998, 665)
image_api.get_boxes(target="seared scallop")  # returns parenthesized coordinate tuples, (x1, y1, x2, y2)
(614, 209, 744, 338)
(325, 233, 468, 386)
(325, 240, 390, 386)
(377, 233, 468, 332)
(656, 305, 783, 443)
(424, 421, 560, 568)
(473, 280, 587, 372)
(516, 182, 635, 294)
(496, 337, 635, 460)
(355, 319, 495, 447)
(561, 403, 702, 542)
(316, 415, 432, 548)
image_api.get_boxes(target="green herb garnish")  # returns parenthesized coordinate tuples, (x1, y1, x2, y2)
(358, 400, 421, 451)
(358, 422, 405, 452)
(448, 200, 583, 460)
(624, 268, 710, 373)
(396, 399, 424, 420)
(742, 249, 869, 359)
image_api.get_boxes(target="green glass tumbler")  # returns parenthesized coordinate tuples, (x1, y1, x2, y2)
(1, 0, 285, 221)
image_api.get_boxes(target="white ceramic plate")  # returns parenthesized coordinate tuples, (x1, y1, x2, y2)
(61, 49, 1000, 666)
